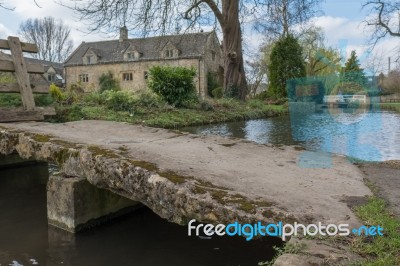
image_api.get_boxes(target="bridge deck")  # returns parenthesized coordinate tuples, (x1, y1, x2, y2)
(0, 120, 371, 227)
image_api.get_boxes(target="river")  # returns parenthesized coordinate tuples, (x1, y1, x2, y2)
(182, 109, 400, 162)
(0, 162, 282, 266)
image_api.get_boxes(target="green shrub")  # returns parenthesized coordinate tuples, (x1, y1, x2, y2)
(135, 90, 164, 108)
(248, 99, 265, 109)
(35, 94, 54, 106)
(215, 98, 240, 109)
(82, 92, 107, 106)
(148, 66, 197, 107)
(199, 100, 214, 111)
(269, 35, 306, 98)
(0, 93, 22, 107)
(207, 72, 220, 97)
(99, 71, 120, 92)
(54, 105, 84, 122)
(254, 90, 270, 101)
(103, 90, 135, 112)
(49, 83, 66, 103)
(212, 87, 224, 99)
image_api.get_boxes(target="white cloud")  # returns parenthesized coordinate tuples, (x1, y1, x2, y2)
(0, 23, 13, 39)
(311, 15, 398, 73)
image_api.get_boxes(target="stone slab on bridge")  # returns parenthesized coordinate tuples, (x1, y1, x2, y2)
(0, 120, 372, 228)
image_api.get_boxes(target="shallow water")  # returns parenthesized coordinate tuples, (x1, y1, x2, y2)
(0, 163, 282, 266)
(182, 109, 400, 161)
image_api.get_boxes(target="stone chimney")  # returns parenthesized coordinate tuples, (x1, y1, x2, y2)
(119, 26, 128, 42)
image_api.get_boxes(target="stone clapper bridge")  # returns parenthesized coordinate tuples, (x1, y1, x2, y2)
(0, 120, 372, 234)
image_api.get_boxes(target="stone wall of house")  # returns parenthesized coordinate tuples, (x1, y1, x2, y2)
(203, 33, 224, 94)
(65, 58, 209, 97)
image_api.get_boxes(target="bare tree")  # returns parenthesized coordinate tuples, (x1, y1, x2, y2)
(363, 0, 400, 46)
(18, 17, 73, 63)
(63, 0, 322, 100)
(0, 0, 41, 10)
(255, 0, 322, 39)
(62, 0, 259, 99)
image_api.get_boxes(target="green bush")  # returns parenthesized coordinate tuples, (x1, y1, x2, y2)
(35, 94, 54, 106)
(99, 71, 120, 92)
(269, 35, 306, 98)
(199, 100, 214, 111)
(248, 99, 265, 109)
(254, 90, 271, 101)
(212, 87, 224, 99)
(82, 92, 107, 106)
(207, 72, 220, 97)
(134, 91, 164, 108)
(49, 83, 66, 103)
(103, 90, 135, 112)
(54, 105, 84, 122)
(148, 66, 197, 107)
(0, 93, 22, 107)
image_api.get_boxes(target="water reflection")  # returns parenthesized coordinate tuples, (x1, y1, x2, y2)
(0, 163, 282, 266)
(182, 110, 400, 161)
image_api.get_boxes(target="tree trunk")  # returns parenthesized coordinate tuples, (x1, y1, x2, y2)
(221, 0, 248, 100)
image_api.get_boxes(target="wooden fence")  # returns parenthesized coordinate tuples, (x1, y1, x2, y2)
(0, 36, 55, 122)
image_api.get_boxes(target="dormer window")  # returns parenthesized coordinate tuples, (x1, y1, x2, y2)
(161, 42, 180, 59)
(124, 50, 141, 61)
(83, 49, 98, 65)
(165, 50, 174, 58)
(86, 55, 93, 64)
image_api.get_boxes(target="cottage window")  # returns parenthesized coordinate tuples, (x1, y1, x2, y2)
(165, 50, 174, 58)
(127, 52, 136, 60)
(211, 51, 216, 61)
(48, 74, 55, 82)
(86, 55, 94, 64)
(79, 74, 89, 83)
(122, 72, 133, 81)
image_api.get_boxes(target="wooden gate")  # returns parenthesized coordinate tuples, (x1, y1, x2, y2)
(0, 36, 55, 122)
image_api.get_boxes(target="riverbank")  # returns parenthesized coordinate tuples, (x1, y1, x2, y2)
(380, 103, 400, 113)
(54, 98, 287, 128)
(0, 91, 287, 128)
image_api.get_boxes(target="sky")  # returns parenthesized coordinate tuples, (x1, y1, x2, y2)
(0, 0, 399, 73)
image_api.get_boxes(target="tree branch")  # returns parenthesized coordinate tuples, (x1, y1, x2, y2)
(376, 1, 400, 37)
(203, 0, 224, 27)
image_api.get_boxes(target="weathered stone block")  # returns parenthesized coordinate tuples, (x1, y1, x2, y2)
(47, 174, 141, 233)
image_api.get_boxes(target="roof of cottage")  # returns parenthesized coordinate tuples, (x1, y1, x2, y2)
(64, 31, 217, 66)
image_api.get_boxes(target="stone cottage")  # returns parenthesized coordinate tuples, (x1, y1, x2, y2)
(0, 51, 64, 88)
(64, 28, 223, 97)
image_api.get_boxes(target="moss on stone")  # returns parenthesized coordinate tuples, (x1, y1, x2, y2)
(87, 145, 120, 159)
(52, 147, 79, 165)
(129, 160, 159, 172)
(210, 190, 229, 203)
(193, 185, 207, 194)
(51, 139, 80, 149)
(194, 179, 229, 190)
(158, 170, 193, 184)
(28, 133, 53, 143)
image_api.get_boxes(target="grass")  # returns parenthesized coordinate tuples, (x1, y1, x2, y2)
(379, 103, 400, 113)
(0, 93, 54, 107)
(49, 91, 287, 128)
(350, 196, 400, 265)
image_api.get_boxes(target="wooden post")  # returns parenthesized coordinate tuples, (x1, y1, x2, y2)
(7, 36, 36, 111)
